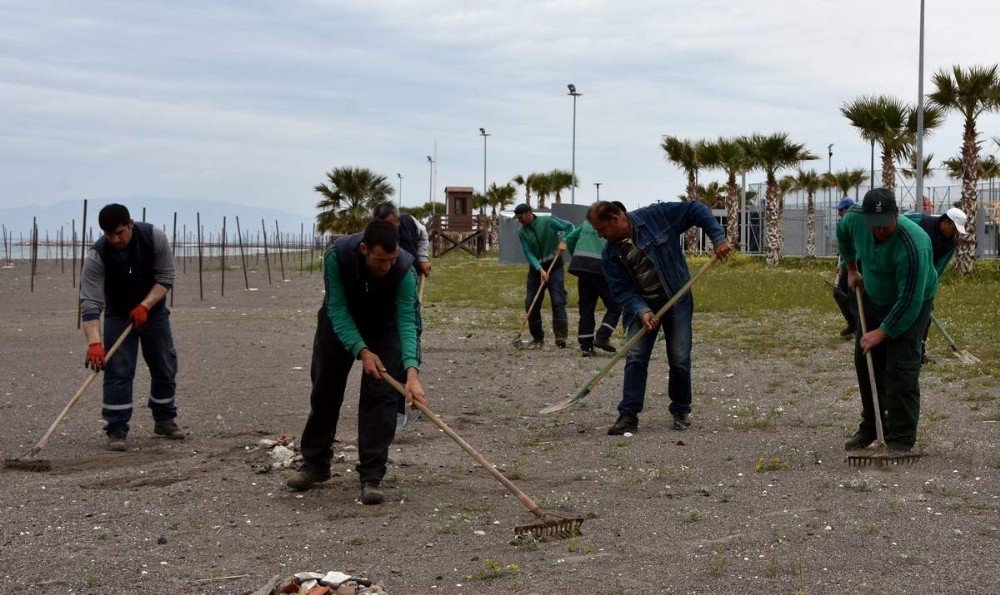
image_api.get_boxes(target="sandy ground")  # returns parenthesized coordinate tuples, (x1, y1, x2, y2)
(1, 260, 998, 594)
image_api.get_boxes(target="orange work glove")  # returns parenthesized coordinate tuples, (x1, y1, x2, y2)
(86, 342, 106, 371)
(129, 304, 149, 330)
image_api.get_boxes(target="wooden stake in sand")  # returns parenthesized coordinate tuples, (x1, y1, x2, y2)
(30, 217, 37, 292)
(196, 212, 204, 301)
(59, 226, 64, 274)
(261, 219, 272, 285)
(274, 220, 285, 281)
(235, 216, 249, 290)
(220, 216, 227, 297)
(77, 199, 88, 329)
(71, 219, 76, 288)
(170, 212, 177, 307)
(299, 222, 304, 275)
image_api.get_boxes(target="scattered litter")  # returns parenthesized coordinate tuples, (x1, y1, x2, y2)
(254, 570, 384, 594)
(623, 432, 633, 438)
(248, 435, 303, 474)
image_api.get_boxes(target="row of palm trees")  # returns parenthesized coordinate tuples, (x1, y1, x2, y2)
(665, 63, 999, 272)
(510, 169, 577, 210)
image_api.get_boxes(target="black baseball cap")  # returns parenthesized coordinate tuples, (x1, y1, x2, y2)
(862, 188, 898, 228)
(513, 204, 532, 217)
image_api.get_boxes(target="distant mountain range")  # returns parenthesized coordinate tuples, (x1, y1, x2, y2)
(0, 198, 317, 240)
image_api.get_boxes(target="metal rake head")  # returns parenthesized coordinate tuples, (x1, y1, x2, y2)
(4, 458, 53, 472)
(847, 453, 921, 467)
(514, 515, 584, 540)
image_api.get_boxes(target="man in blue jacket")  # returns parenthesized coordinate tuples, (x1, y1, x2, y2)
(587, 200, 730, 434)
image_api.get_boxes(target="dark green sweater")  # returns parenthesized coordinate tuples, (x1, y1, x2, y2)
(836, 209, 939, 338)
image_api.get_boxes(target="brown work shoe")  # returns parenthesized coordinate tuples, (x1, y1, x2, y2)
(106, 432, 128, 452)
(286, 467, 330, 491)
(360, 483, 385, 505)
(154, 422, 187, 440)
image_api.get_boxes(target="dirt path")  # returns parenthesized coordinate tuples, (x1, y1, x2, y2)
(2, 261, 998, 593)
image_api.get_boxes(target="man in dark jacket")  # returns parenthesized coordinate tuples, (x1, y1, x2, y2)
(587, 200, 730, 435)
(80, 204, 185, 451)
(286, 220, 426, 505)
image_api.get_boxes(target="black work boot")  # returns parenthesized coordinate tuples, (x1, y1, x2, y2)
(593, 338, 617, 353)
(844, 432, 875, 451)
(581, 347, 596, 357)
(360, 483, 385, 505)
(106, 432, 128, 452)
(154, 422, 187, 440)
(286, 467, 330, 491)
(839, 326, 856, 338)
(555, 339, 567, 349)
(607, 412, 638, 435)
(672, 413, 692, 430)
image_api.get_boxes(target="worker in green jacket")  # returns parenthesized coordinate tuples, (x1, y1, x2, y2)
(287, 220, 426, 505)
(514, 203, 575, 348)
(837, 188, 938, 455)
(565, 217, 621, 356)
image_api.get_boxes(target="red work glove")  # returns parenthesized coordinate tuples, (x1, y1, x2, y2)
(86, 342, 106, 371)
(129, 304, 149, 330)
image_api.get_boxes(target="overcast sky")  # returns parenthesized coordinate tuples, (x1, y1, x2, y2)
(2, 0, 999, 216)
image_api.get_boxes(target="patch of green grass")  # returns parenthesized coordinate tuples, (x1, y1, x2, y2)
(755, 456, 793, 472)
(680, 506, 702, 522)
(539, 492, 578, 511)
(341, 535, 364, 546)
(511, 532, 541, 551)
(466, 558, 520, 581)
(842, 477, 880, 492)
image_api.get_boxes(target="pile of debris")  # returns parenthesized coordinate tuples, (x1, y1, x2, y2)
(254, 571, 386, 595)
(247, 435, 302, 474)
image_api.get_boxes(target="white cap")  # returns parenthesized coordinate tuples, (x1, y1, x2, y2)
(945, 207, 967, 235)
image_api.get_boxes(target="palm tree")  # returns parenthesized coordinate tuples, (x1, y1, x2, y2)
(484, 182, 517, 245)
(841, 95, 943, 192)
(314, 167, 394, 233)
(930, 63, 1000, 274)
(823, 168, 870, 201)
(529, 172, 551, 209)
(512, 174, 532, 207)
(741, 133, 817, 265)
(901, 152, 935, 179)
(706, 137, 752, 249)
(794, 169, 824, 258)
(695, 182, 726, 209)
(547, 169, 576, 204)
(662, 136, 704, 252)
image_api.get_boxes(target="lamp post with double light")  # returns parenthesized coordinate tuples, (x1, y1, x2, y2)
(567, 84, 582, 205)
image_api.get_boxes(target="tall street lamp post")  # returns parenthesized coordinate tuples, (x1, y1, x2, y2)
(594, 182, 601, 200)
(427, 156, 435, 216)
(567, 83, 582, 205)
(479, 127, 490, 198)
(397, 173, 403, 207)
(827, 143, 833, 209)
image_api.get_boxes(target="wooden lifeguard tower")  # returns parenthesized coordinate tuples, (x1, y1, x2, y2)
(427, 186, 488, 257)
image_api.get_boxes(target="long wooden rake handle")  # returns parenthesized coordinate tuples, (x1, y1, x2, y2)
(418, 274, 427, 304)
(541, 255, 718, 414)
(854, 287, 886, 447)
(378, 371, 548, 520)
(516, 249, 564, 336)
(28, 323, 134, 456)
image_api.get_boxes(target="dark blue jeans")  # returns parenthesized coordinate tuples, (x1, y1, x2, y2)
(102, 308, 178, 436)
(618, 298, 693, 418)
(526, 259, 568, 342)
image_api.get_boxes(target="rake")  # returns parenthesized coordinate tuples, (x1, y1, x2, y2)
(4, 324, 133, 472)
(512, 249, 564, 349)
(847, 288, 919, 467)
(379, 371, 583, 539)
(540, 255, 718, 415)
(929, 313, 981, 365)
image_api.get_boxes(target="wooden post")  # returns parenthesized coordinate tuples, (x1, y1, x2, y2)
(299, 222, 304, 275)
(71, 219, 77, 288)
(60, 226, 65, 274)
(260, 219, 271, 285)
(170, 212, 177, 307)
(30, 217, 37, 292)
(142, 207, 146, 222)
(220, 216, 227, 297)
(274, 220, 285, 281)
(197, 212, 204, 301)
(45, 229, 50, 259)
(77, 199, 88, 329)
(255, 231, 261, 267)
(235, 216, 249, 290)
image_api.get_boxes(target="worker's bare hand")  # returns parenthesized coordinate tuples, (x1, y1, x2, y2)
(404, 368, 426, 409)
(539, 268, 550, 284)
(714, 241, 732, 261)
(860, 327, 886, 354)
(640, 311, 659, 333)
(847, 269, 863, 291)
(557, 241, 567, 253)
(358, 349, 385, 378)
(417, 261, 432, 277)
